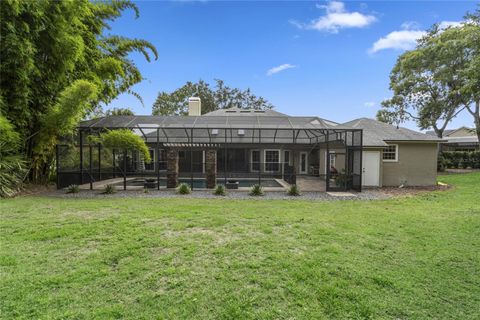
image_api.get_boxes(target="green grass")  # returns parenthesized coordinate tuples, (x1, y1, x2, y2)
(1, 174, 479, 319)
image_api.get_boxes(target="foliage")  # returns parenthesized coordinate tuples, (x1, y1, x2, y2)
(1, 173, 480, 318)
(103, 184, 117, 194)
(105, 108, 135, 116)
(213, 184, 226, 196)
(94, 129, 151, 162)
(152, 79, 274, 115)
(377, 8, 480, 140)
(249, 184, 264, 196)
(286, 184, 301, 196)
(335, 170, 350, 188)
(176, 183, 191, 195)
(0, 115, 26, 198)
(441, 151, 480, 169)
(0, 0, 157, 181)
(66, 184, 80, 194)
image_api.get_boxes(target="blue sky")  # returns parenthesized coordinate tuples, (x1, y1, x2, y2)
(106, 0, 478, 130)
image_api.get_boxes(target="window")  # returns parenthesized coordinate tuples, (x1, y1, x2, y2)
(382, 145, 398, 161)
(143, 149, 155, 171)
(283, 150, 291, 165)
(329, 153, 336, 167)
(264, 150, 280, 172)
(250, 150, 260, 172)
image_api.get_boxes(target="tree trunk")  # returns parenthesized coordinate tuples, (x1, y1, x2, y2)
(473, 101, 480, 149)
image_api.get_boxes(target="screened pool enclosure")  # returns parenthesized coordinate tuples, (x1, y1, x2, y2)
(57, 115, 363, 192)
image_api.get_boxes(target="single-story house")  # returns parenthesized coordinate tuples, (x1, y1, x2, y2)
(427, 127, 479, 152)
(57, 98, 443, 191)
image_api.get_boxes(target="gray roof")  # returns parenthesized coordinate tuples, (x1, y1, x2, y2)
(341, 118, 444, 147)
(445, 136, 479, 144)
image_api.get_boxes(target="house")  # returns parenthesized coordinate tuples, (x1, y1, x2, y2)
(342, 118, 443, 187)
(427, 127, 479, 152)
(57, 98, 442, 191)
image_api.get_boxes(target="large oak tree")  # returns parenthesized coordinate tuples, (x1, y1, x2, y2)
(377, 8, 480, 141)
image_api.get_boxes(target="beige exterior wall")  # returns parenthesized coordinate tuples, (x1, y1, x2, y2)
(447, 128, 474, 137)
(382, 142, 438, 186)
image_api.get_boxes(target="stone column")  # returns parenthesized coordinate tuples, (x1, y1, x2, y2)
(166, 149, 178, 188)
(205, 149, 217, 189)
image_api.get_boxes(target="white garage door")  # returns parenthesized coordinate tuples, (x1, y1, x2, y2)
(362, 151, 380, 186)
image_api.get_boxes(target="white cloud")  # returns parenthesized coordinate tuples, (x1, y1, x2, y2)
(266, 64, 296, 76)
(364, 101, 375, 108)
(438, 20, 462, 29)
(370, 20, 462, 54)
(369, 29, 426, 53)
(291, 1, 376, 33)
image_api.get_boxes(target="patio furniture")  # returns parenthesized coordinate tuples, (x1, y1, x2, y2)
(226, 180, 239, 189)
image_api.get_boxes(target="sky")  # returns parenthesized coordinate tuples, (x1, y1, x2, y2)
(105, 0, 478, 130)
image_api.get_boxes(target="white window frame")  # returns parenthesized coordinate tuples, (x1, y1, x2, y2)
(382, 144, 398, 162)
(250, 149, 260, 172)
(325, 151, 336, 174)
(264, 149, 280, 173)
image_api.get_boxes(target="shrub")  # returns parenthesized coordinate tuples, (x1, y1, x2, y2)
(0, 116, 26, 198)
(213, 184, 226, 196)
(176, 183, 191, 195)
(437, 154, 447, 172)
(249, 184, 264, 196)
(287, 184, 301, 196)
(66, 184, 80, 194)
(441, 151, 480, 169)
(103, 184, 117, 194)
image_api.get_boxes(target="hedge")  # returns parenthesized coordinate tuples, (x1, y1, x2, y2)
(439, 151, 480, 171)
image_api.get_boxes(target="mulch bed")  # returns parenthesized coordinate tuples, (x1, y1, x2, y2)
(376, 184, 452, 197)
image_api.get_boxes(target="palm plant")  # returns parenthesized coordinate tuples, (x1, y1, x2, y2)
(176, 183, 191, 195)
(213, 184, 226, 196)
(249, 184, 264, 196)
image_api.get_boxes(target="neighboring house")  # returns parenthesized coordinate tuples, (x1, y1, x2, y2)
(427, 127, 479, 152)
(58, 98, 443, 191)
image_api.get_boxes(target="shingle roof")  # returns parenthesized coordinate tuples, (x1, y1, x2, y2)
(341, 118, 444, 146)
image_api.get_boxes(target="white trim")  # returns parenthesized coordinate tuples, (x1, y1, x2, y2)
(250, 149, 260, 172)
(299, 151, 308, 174)
(382, 144, 398, 162)
(324, 151, 336, 175)
(264, 149, 281, 173)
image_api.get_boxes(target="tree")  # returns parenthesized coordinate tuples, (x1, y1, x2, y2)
(152, 79, 274, 115)
(105, 108, 135, 116)
(436, 10, 480, 143)
(377, 8, 480, 141)
(0, 0, 157, 181)
(376, 27, 465, 138)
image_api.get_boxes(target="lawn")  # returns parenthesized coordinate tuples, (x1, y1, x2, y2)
(1, 174, 479, 319)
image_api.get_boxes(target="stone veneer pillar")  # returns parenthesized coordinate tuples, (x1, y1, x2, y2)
(205, 149, 217, 189)
(166, 149, 178, 188)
